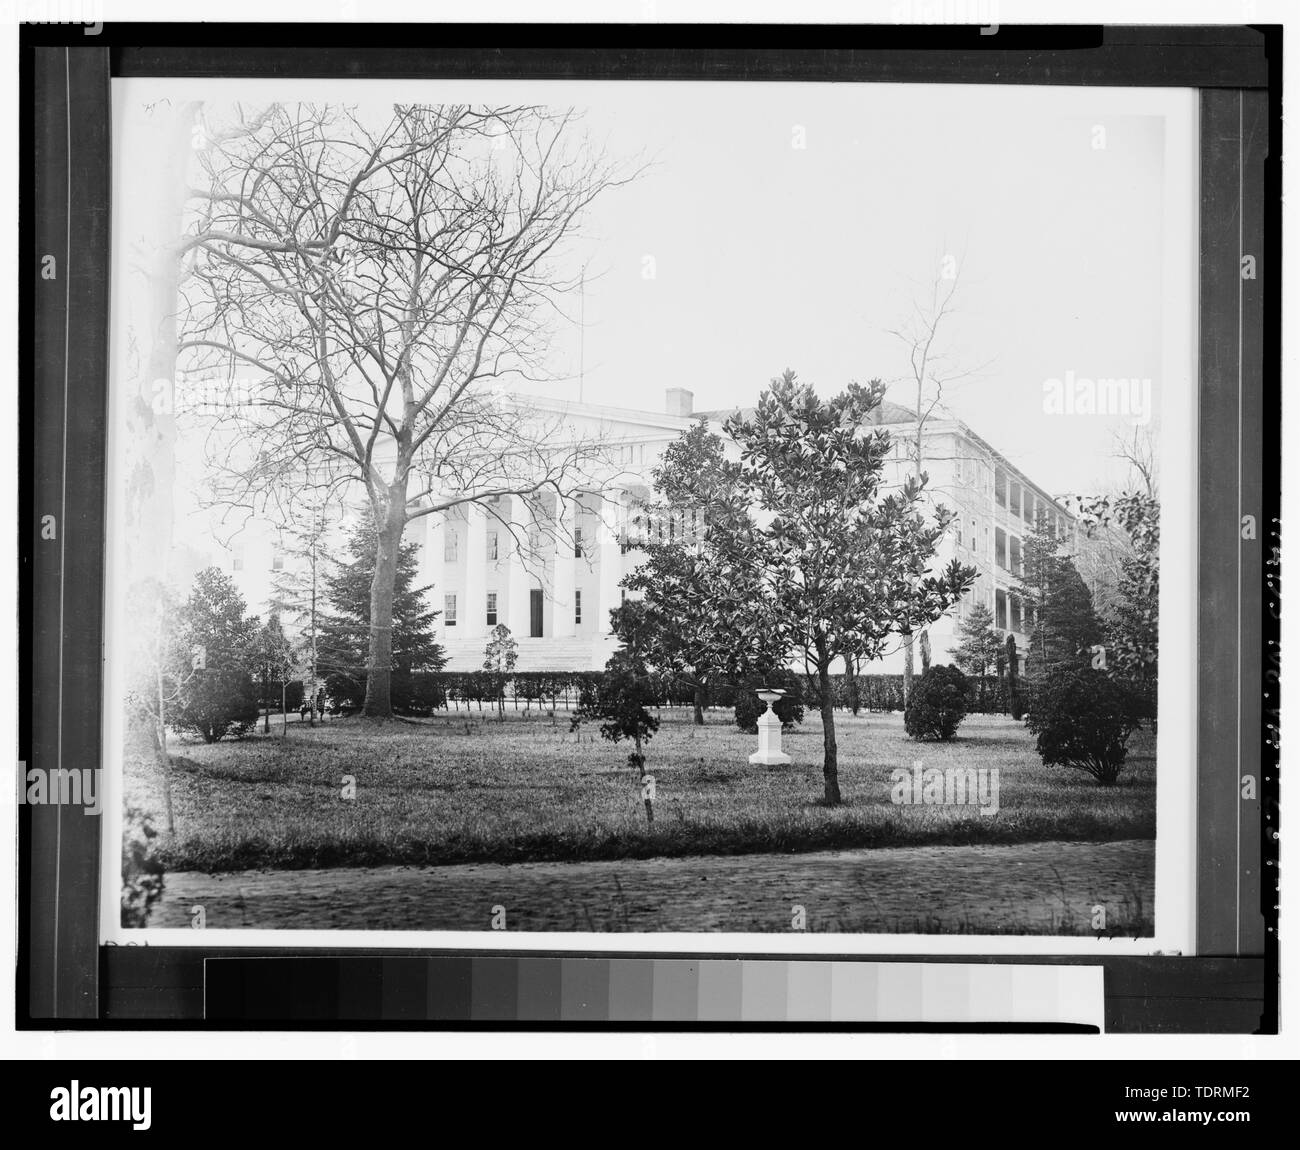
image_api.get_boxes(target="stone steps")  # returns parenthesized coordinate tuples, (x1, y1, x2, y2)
(438, 634, 618, 672)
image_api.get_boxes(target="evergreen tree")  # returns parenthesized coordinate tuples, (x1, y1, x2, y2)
(174, 567, 261, 743)
(318, 513, 445, 712)
(952, 601, 1002, 709)
(1017, 513, 1103, 673)
(251, 613, 296, 733)
(267, 502, 339, 725)
(1073, 490, 1160, 724)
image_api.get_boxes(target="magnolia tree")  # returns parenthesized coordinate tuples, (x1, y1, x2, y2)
(621, 422, 783, 723)
(177, 103, 635, 717)
(715, 371, 976, 805)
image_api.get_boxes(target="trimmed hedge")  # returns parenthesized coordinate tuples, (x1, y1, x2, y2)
(317, 669, 1037, 718)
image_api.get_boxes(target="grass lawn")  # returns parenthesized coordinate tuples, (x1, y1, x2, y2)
(124, 707, 1156, 873)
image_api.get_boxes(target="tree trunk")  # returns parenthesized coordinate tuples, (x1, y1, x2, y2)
(692, 684, 705, 726)
(816, 650, 841, 806)
(902, 632, 915, 707)
(262, 676, 271, 733)
(362, 490, 406, 719)
(309, 540, 319, 727)
(846, 653, 862, 716)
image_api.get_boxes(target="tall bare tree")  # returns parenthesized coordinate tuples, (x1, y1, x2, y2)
(176, 103, 636, 716)
(887, 258, 990, 703)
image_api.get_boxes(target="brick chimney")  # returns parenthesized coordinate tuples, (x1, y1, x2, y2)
(665, 387, 694, 417)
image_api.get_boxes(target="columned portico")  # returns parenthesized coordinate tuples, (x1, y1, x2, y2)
(463, 502, 487, 640)
(596, 491, 624, 634)
(550, 496, 578, 638)
(424, 509, 445, 594)
(506, 495, 532, 637)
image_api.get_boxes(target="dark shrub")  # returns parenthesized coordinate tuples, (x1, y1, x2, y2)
(904, 664, 970, 741)
(173, 669, 260, 742)
(121, 806, 165, 927)
(734, 671, 805, 734)
(324, 669, 446, 715)
(1023, 665, 1144, 785)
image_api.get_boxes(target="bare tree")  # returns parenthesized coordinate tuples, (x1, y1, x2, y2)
(176, 103, 638, 716)
(886, 257, 990, 703)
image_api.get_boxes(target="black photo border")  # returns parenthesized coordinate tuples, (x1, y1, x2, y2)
(16, 21, 1280, 1032)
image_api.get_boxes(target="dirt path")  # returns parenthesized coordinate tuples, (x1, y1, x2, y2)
(149, 838, 1154, 935)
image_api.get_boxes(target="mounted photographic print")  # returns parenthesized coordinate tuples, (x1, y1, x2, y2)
(101, 75, 1198, 954)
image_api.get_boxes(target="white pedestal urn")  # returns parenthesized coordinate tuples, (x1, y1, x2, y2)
(749, 688, 792, 765)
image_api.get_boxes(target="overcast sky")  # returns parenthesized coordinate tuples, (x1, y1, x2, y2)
(539, 81, 1195, 497)
(117, 78, 1197, 500)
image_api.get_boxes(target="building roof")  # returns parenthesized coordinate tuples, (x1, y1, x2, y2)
(696, 398, 929, 427)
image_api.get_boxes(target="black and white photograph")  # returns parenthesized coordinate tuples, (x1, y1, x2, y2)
(100, 74, 1197, 948)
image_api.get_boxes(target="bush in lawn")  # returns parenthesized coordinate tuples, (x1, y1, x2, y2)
(121, 806, 165, 927)
(1023, 665, 1144, 785)
(572, 650, 660, 776)
(173, 668, 260, 742)
(734, 670, 805, 734)
(904, 663, 971, 741)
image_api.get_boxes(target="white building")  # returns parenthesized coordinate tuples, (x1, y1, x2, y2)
(408, 388, 1092, 673)
(209, 386, 1094, 675)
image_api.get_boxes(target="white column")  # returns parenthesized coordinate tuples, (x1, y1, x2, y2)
(507, 496, 532, 637)
(551, 496, 578, 638)
(426, 512, 447, 631)
(463, 502, 487, 640)
(597, 491, 623, 634)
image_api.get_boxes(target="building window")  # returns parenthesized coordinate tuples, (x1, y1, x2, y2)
(970, 519, 978, 551)
(1026, 493, 1037, 527)
(955, 521, 963, 549)
(1008, 480, 1021, 519)
(995, 527, 1007, 570)
(444, 593, 457, 626)
(996, 589, 1008, 630)
(995, 468, 1007, 508)
(1010, 595, 1022, 633)
(575, 589, 582, 625)
(444, 529, 459, 563)
(1010, 536, 1022, 577)
(486, 592, 497, 626)
(574, 526, 584, 559)
(232, 546, 244, 572)
(486, 531, 499, 561)
(271, 548, 284, 571)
